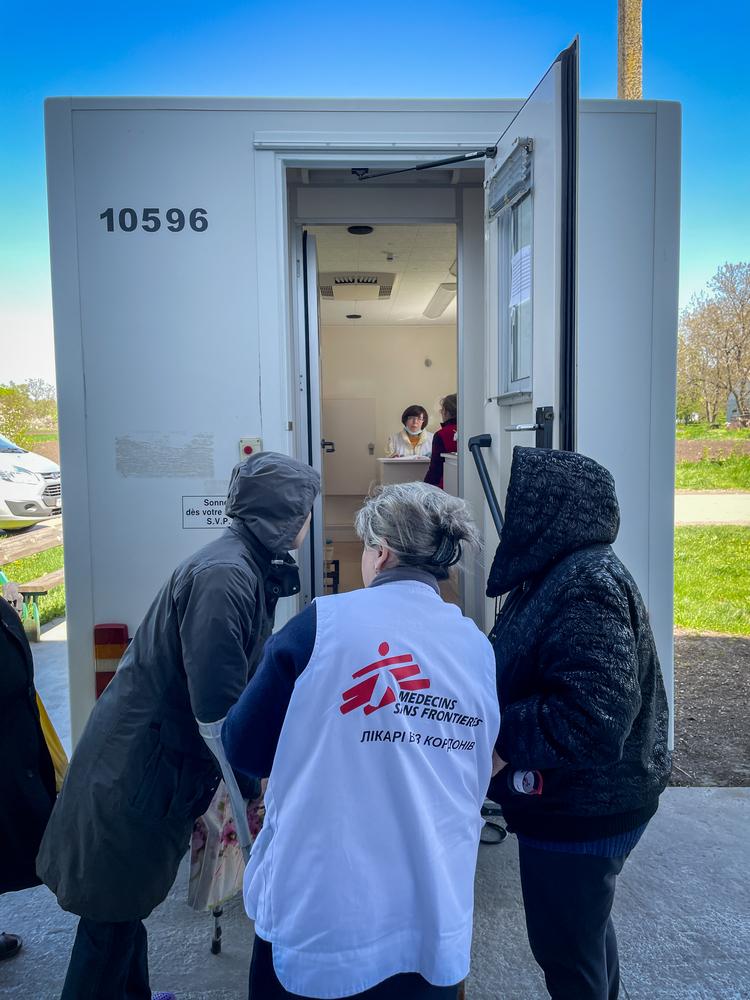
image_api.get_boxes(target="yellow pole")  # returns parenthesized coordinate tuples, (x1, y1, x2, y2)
(618, 0, 643, 99)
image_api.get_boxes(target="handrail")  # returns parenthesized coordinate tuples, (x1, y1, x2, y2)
(467, 435, 504, 536)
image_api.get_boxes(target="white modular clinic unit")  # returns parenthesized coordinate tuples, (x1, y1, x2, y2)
(45, 45, 681, 742)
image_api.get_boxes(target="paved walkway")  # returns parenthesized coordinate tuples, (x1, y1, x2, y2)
(2, 787, 747, 1000)
(1, 631, 748, 998)
(675, 491, 750, 525)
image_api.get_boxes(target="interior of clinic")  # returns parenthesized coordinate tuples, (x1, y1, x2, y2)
(306, 221, 459, 600)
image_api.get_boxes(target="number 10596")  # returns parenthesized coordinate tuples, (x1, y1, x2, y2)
(99, 208, 208, 233)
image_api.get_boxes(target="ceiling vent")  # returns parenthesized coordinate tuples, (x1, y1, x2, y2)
(319, 272, 397, 301)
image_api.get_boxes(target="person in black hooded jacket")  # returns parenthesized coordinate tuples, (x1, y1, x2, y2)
(0, 594, 57, 961)
(487, 447, 671, 1000)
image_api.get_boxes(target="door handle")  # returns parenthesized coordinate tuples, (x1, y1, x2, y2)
(321, 440, 336, 454)
(504, 407, 554, 449)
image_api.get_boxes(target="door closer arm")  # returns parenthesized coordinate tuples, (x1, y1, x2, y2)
(353, 147, 497, 182)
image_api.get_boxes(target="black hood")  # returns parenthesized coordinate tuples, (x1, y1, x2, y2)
(487, 447, 620, 597)
(225, 451, 320, 554)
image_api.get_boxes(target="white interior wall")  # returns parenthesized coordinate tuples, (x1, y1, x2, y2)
(321, 324, 457, 453)
(320, 323, 457, 542)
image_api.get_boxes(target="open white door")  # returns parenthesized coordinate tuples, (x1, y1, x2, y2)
(481, 40, 578, 514)
(297, 230, 326, 601)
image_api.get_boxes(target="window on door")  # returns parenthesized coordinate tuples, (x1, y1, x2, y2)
(487, 139, 534, 397)
(496, 192, 533, 395)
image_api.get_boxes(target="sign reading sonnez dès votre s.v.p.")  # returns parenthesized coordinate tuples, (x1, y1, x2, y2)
(182, 496, 229, 529)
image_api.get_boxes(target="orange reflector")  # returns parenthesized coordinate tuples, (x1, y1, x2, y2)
(94, 623, 129, 698)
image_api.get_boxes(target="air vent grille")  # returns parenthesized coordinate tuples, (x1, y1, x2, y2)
(319, 271, 397, 301)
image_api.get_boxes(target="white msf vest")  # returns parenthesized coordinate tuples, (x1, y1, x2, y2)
(244, 580, 499, 998)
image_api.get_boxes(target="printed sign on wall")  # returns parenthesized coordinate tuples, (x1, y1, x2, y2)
(182, 496, 229, 529)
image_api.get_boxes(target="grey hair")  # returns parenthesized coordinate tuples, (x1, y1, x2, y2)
(355, 482, 479, 578)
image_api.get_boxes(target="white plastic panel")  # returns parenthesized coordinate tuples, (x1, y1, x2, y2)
(45, 95, 679, 743)
(70, 110, 260, 632)
(577, 104, 681, 728)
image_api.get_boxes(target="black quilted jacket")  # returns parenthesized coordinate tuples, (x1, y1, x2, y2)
(486, 447, 671, 840)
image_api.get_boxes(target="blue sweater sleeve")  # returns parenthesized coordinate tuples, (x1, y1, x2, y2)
(222, 601, 317, 778)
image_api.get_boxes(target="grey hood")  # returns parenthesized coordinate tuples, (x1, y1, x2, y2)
(225, 451, 320, 554)
(487, 447, 620, 596)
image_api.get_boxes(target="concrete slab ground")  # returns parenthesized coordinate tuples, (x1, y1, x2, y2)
(3, 634, 748, 999)
(674, 492, 750, 525)
(32, 619, 71, 755)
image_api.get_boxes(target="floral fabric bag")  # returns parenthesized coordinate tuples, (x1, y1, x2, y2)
(187, 780, 265, 911)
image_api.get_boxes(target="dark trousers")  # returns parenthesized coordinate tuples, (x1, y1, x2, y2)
(60, 917, 150, 1000)
(518, 842, 626, 1000)
(249, 935, 458, 999)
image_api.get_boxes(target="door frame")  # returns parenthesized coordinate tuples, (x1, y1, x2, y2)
(558, 39, 579, 452)
(296, 229, 324, 602)
(285, 159, 477, 606)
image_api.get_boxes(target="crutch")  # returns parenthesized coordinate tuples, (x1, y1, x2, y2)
(197, 718, 254, 955)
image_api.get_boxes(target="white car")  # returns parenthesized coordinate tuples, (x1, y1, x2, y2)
(0, 434, 62, 530)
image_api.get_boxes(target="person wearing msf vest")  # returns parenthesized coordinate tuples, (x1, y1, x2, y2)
(487, 447, 671, 1000)
(223, 482, 500, 999)
(37, 452, 319, 1000)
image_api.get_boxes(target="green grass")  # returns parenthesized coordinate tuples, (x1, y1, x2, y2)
(3, 530, 749, 636)
(29, 432, 58, 443)
(675, 453, 750, 491)
(674, 526, 750, 634)
(676, 422, 750, 440)
(1, 545, 66, 625)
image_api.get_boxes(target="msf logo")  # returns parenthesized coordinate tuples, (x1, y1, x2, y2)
(340, 642, 430, 716)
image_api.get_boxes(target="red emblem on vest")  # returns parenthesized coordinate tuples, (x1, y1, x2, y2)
(340, 642, 430, 716)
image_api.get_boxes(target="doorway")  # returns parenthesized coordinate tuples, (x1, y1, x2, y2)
(303, 222, 459, 598)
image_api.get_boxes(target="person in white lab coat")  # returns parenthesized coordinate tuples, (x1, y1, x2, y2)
(386, 405, 433, 457)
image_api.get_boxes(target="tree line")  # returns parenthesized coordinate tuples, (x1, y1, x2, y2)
(677, 262, 750, 425)
(2, 268, 748, 444)
(0, 380, 57, 450)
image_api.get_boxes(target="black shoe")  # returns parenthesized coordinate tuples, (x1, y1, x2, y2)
(0, 933, 22, 960)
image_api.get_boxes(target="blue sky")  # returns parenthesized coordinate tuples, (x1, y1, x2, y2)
(1, 0, 748, 384)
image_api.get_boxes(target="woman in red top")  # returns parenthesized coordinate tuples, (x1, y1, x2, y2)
(424, 394, 457, 489)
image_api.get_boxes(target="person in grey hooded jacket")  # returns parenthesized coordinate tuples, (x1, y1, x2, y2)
(37, 452, 319, 1000)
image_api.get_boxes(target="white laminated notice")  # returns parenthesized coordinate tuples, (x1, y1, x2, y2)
(182, 495, 229, 529)
(510, 245, 532, 306)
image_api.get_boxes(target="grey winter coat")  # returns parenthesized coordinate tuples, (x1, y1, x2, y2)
(37, 452, 319, 921)
(486, 447, 671, 841)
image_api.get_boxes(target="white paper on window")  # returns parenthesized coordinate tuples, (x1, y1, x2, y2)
(510, 245, 532, 306)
